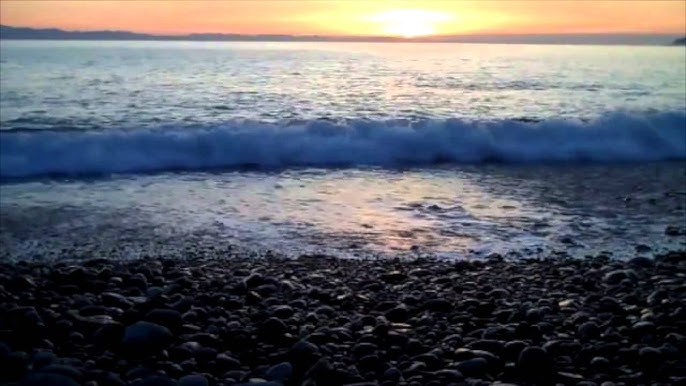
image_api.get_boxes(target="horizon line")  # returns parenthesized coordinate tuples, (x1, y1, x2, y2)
(1, 24, 684, 38)
(1, 25, 684, 46)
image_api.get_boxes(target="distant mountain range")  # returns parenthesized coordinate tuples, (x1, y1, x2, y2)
(674, 37, 686, 45)
(0, 25, 683, 46)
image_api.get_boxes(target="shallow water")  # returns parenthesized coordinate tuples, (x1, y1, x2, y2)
(2, 162, 684, 260)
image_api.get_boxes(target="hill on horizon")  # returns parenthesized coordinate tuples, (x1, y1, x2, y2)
(0, 25, 682, 45)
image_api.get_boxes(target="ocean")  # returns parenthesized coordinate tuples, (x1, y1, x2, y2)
(1, 40, 685, 260)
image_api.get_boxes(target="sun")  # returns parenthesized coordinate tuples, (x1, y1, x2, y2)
(367, 9, 453, 38)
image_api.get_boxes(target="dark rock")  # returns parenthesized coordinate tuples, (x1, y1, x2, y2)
(145, 309, 183, 332)
(266, 362, 293, 382)
(178, 374, 209, 386)
(121, 321, 173, 357)
(259, 317, 288, 341)
(381, 271, 408, 284)
(455, 357, 488, 377)
(19, 373, 79, 386)
(517, 346, 553, 381)
(30, 351, 55, 369)
(129, 274, 148, 290)
(138, 375, 177, 386)
(628, 256, 654, 268)
(5, 351, 30, 380)
(352, 342, 377, 358)
(303, 358, 333, 384)
(194, 347, 218, 363)
(577, 321, 600, 339)
(634, 244, 651, 253)
(0, 341, 10, 359)
(469, 339, 505, 355)
(93, 323, 125, 349)
(638, 346, 661, 368)
(556, 372, 586, 383)
(215, 352, 241, 370)
(127, 367, 157, 380)
(422, 299, 452, 313)
(288, 340, 320, 370)
(434, 369, 464, 381)
(385, 305, 409, 323)
(383, 367, 402, 381)
(631, 321, 656, 337)
(244, 273, 267, 288)
(486, 288, 509, 298)
(603, 270, 635, 285)
(271, 305, 294, 319)
(590, 356, 610, 370)
(99, 372, 126, 386)
(503, 340, 528, 362)
(8, 275, 37, 291)
(665, 225, 684, 236)
(358, 353, 383, 372)
(38, 364, 82, 381)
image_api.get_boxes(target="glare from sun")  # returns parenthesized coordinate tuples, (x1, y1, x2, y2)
(367, 9, 454, 38)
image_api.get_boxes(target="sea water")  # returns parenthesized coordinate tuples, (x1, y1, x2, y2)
(1, 40, 685, 259)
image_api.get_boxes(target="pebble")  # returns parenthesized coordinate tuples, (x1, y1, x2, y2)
(518, 346, 553, 380)
(19, 373, 79, 386)
(121, 321, 173, 357)
(265, 362, 293, 382)
(145, 309, 183, 331)
(578, 321, 600, 339)
(178, 374, 209, 386)
(0, 251, 684, 385)
(455, 357, 488, 377)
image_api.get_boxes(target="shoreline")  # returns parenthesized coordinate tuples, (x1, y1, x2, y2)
(1, 250, 685, 385)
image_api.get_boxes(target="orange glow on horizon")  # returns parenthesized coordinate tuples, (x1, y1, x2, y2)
(0, 1, 684, 37)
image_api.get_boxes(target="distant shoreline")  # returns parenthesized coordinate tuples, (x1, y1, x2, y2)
(1, 38, 681, 47)
(1, 25, 682, 46)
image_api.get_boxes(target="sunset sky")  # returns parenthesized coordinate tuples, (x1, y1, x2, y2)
(1, 0, 684, 37)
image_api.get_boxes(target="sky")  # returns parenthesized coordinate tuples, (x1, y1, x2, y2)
(1, 0, 684, 37)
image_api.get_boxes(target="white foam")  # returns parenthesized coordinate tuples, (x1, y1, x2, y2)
(1, 110, 684, 178)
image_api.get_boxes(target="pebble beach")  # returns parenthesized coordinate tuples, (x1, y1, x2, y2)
(1, 249, 685, 386)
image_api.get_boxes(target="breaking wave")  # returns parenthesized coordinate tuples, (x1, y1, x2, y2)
(1, 110, 685, 179)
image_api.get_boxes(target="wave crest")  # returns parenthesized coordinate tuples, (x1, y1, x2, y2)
(1, 111, 685, 178)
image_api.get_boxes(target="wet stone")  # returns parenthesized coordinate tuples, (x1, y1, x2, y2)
(144, 309, 183, 332)
(1, 250, 686, 385)
(19, 373, 79, 386)
(455, 358, 488, 377)
(121, 321, 173, 357)
(266, 362, 293, 382)
(178, 374, 209, 386)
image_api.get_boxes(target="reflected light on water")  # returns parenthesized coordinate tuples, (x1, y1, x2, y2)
(1, 164, 684, 260)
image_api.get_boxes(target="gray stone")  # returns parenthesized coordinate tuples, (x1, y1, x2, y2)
(178, 374, 209, 386)
(121, 321, 173, 357)
(265, 362, 293, 382)
(19, 373, 79, 386)
(455, 357, 488, 377)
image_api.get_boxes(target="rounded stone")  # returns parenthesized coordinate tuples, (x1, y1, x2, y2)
(178, 374, 209, 386)
(455, 357, 488, 377)
(266, 362, 293, 382)
(145, 309, 183, 332)
(517, 346, 553, 381)
(577, 321, 600, 339)
(19, 373, 79, 386)
(121, 321, 173, 357)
